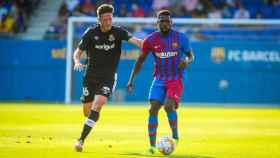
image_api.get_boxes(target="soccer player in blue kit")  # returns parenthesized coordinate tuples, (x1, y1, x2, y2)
(126, 10, 194, 154)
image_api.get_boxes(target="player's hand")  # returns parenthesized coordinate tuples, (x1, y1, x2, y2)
(126, 81, 133, 94)
(178, 60, 189, 70)
(73, 62, 86, 71)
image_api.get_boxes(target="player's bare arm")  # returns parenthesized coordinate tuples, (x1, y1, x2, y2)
(128, 37, 143, 48)
(126, 53, 148, 93)
(178, 50, 194, 70)
(73, 48, 86, 71)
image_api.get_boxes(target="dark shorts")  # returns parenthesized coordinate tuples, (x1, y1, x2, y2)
(80, 74, 117, 103)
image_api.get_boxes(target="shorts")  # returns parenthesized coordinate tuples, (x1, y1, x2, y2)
(80, 74, 117, 103)
(148, 79, 183, 107)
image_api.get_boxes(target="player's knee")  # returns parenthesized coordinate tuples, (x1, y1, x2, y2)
(149, 100, 161, 115)
(92, 95, 107, 112)
(164, 98, 176, 112)
(164, 104, 175, 112)
(149, 107, 159, 115)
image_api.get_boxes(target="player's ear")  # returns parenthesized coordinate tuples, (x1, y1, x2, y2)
(156, 20, 160, 27)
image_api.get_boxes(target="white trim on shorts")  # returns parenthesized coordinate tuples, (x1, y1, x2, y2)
(112, 73, 117, 93)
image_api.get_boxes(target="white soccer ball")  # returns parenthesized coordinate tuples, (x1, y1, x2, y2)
(157, 136, 176, 155)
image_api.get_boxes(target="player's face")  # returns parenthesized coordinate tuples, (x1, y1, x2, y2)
(99, 13, 113, 32)
(158, 19, 171, 33)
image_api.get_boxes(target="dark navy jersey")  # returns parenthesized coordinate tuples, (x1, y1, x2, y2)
(78, 25, 132, 79)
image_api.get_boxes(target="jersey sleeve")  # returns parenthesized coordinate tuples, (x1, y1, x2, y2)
(119, 27, 133, 41)
(142, 37, 151, 55)
(78, 28, 91, 51)
(179, 33, 191, 55)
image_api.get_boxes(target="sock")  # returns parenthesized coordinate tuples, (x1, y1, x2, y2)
(148, 114, 158, 147)
(167, 111, 178, 140)
(79, 110, 99, 142)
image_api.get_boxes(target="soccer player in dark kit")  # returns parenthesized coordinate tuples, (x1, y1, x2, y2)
(126, 10, 194, 154)
(73, 4, 142, 152)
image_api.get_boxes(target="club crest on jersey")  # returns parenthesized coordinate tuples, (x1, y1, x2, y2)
(108, 34, 115, 41)
(172, 42, 178, 49)
(94, 36, 99, 40)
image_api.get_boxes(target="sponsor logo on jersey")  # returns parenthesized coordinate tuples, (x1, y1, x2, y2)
(155, 51, 178, 58)
(108, 34, 115, 41)
(95, 43, 115, 51)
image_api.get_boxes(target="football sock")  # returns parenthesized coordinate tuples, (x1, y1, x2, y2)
(79, 110, 99, 142)
(148, 114, 158, 147)
(166, 111, 178, 140)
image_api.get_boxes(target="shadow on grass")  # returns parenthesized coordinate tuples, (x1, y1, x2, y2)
(120, 152, 214, 158)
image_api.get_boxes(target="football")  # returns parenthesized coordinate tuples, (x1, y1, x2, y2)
(157, 136, 176, 155)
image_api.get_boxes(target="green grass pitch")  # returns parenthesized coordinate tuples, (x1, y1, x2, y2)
(0, 103, 280, 158)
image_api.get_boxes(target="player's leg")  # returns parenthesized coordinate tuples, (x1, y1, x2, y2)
(146, 79, 165, 154)
(148, 100, 162, 152)
(164, 98, 179, 143)
(75, 78, 113, 152)
(75, 95, 107, 152)
(164, 79, 183, 143)
(78, 95, 107, 141)
(83, 102, 92, 117)
(75, 79, 95, 151)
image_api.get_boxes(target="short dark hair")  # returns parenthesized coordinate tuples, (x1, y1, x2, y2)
(157, 10, 171, 18)
(97, 4, 114, 18)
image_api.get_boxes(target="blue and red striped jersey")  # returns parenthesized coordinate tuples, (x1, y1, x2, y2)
(142, 29, 191, 80)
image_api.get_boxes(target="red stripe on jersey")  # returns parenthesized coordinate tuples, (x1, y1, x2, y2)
(154, 33, 163, 80)
(165, 58, 169, 80)
(159, 58, 162, 80)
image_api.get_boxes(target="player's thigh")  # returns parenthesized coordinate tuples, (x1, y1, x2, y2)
(80, 78, 97, 116)
(166, 79, 183, 108)
(80, 78, 96, 104)
(92, 77, 115, 111)
(148, 79, 166, 105)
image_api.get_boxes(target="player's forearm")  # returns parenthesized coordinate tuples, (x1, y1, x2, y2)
(73, 48, 83, 64)
(128, 37, 143, 48)
(129, 61, 143, 83)
(128, 53, 147, 83)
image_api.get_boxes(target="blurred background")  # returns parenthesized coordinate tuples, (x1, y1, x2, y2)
(0, 0, 280, 105)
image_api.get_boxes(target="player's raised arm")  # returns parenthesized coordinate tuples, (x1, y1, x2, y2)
(128, 37, 143, 48)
